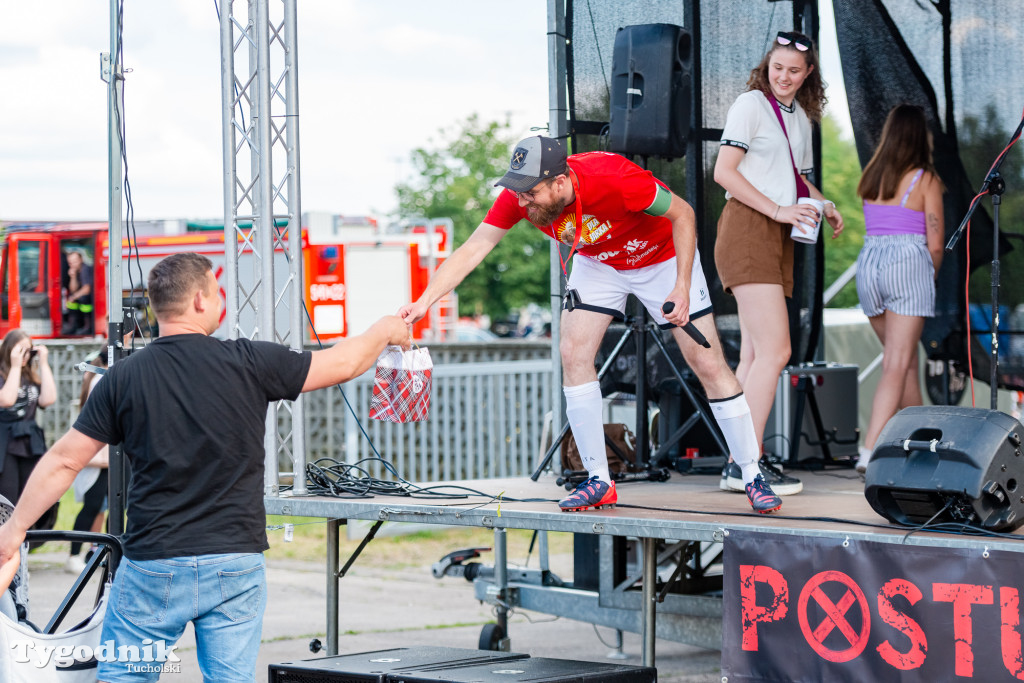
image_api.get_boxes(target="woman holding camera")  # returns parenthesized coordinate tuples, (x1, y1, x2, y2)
(0, 329, 56, 505)
(712, 30, 843, 494)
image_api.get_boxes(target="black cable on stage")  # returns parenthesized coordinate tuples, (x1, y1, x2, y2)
(289, 457, 554, 505)
(284, 454, 1024, 545)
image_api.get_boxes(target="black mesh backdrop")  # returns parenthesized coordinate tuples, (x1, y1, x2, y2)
(567, 0, 822, 366)
(835, 0, 1024, 391)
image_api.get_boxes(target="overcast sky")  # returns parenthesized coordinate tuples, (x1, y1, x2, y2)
(0, 1, 847, 224)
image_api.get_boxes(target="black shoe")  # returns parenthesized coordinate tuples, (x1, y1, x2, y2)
(722, 456, 803, 495)
(759, 454, 803, 495)
(721, 461, 741, 491)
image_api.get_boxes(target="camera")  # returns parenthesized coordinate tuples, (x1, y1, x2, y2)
(28, 348, 38, 359)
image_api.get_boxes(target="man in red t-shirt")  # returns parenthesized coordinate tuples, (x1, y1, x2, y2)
(399, 136, 781, 514)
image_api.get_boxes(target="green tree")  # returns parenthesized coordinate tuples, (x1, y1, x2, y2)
(821, 114, 865, 308)
(959, 106, 1024, 308)
(394, 115, 550, 320)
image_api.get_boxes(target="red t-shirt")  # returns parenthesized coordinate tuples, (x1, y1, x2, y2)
(483, 151, 675, 270)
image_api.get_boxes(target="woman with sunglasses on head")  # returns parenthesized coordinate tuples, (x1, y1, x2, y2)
(712, 31, 844, 495)
(854, 104, 944, 473)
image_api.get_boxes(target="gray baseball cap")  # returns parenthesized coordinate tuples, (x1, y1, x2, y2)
(494, 136, 567, 192)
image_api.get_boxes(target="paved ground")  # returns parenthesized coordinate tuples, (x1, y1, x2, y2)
(19, 549, 722, 682)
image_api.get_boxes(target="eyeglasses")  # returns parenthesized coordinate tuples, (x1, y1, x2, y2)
(509, 180, 551, 202)
(776, 31, 812, 52)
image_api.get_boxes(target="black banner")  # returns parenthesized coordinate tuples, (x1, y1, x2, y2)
(722, 530, 1024, 681)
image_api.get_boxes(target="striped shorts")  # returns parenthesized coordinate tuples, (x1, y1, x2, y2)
(855, 234, 935, 318)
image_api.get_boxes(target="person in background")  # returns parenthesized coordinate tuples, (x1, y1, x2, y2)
(854, 104, 944, 472)
(63, 250, 94, 336)
(401, 135, 783, 514)
(0, 252, 411, 681)
(0, 330, 56, 508)
(712, 30, 843, 495)
(66, 350, 109, 574)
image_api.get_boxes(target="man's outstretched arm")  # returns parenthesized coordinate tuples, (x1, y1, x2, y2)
(399, 222, 507, 324)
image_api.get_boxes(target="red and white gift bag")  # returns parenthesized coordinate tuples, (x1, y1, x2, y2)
(368, 345, 433, 422)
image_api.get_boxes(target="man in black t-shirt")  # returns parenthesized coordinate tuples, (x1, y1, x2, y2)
(0, 252, 410, 681)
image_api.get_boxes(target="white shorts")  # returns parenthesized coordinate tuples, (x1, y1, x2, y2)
(565, 252, 713, 327)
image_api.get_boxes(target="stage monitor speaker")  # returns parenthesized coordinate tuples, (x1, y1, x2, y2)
(864, 406, 1024, 532)
(609, 23, 691, 159)
(268, 647, 529, 683)
(388, 656, 657, 683)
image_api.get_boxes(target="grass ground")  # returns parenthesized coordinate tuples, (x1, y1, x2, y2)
(39, 490, 574, 568)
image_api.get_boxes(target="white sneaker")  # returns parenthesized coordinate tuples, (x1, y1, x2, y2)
(64, 554, 86, 575)
(855, 447, 872, 474)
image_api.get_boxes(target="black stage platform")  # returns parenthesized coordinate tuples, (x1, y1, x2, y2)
(265, 470, 1024, 669)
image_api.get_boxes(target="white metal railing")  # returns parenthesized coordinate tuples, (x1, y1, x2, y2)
(303, 359, 553, 482)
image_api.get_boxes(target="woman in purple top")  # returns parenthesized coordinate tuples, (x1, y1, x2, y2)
(854, 104, 945, 472)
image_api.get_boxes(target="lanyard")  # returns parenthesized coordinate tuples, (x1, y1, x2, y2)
(764, 91, 810, 200)
(553, 168, 584, 287)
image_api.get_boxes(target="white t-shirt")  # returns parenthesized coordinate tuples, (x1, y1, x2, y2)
(720, 89, 813, 207)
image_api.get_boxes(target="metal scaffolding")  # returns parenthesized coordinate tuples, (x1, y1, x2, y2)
(219, 0, 306, 495)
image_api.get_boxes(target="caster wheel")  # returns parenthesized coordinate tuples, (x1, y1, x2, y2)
(478, 622, 506, 651)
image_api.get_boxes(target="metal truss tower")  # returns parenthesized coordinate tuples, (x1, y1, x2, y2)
(219, 0, 306, 495)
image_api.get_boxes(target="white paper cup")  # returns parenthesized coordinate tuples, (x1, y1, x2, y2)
(790, 197, 824, 244)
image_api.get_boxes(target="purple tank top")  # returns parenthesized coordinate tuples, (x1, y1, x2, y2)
(863, 169, 926, 236)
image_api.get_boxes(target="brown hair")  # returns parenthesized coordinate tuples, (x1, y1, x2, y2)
(147, 253, 214, 318)
(746, 31, 826, 123)
(857, 104, 942, 201)
(79, 349, 108, 410)
(0, 329, 40, 385)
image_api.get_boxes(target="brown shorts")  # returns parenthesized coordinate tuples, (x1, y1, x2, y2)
(714, 198, 795, 297)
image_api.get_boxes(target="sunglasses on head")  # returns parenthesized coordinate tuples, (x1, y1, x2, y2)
(776, 31, 812, 52)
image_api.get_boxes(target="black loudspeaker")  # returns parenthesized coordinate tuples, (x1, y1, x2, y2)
(391, 656, 657, 683)
(596, 320, 690, 396)
(268, 647, 528, 683)
(656, 376, 724, 461)
(609, 23, 692, 159)
(864, 407, 1024, 531)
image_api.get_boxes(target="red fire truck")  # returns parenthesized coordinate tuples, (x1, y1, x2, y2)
(0, 219, 451, 341)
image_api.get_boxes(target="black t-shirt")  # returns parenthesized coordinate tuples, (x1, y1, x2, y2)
(73, 334, 312, 560)
(1, 376, 41, 457)
(76, 263, 93, 305)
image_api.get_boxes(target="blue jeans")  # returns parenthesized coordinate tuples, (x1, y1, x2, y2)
(98, 553, 266, 682)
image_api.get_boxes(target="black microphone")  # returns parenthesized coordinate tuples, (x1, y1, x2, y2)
(662, 302, 711, 348)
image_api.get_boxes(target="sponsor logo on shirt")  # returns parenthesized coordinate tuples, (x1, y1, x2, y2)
(626, 245, 659, 266)
(625, 239, 648, 254)
(556, 214, 612, 245)
(593, 251, 621, 262)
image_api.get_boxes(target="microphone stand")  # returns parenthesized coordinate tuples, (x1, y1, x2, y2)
(945, 111, 1024, 410)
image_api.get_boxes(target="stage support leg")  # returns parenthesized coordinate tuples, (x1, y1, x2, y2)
(327, 518, 341, 656)
(538, 530, 549, 572)
(641, 537, 657, 666)
(494, 528, 509, 641)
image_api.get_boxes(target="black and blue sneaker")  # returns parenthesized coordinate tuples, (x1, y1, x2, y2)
(745, 474, 782, 514)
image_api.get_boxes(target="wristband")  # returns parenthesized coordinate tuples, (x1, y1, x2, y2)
(773, 204, 780, 221)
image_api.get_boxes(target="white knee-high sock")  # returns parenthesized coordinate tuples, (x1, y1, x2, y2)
(710, 393, 761, 485)
(564, 382, 610, 482)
